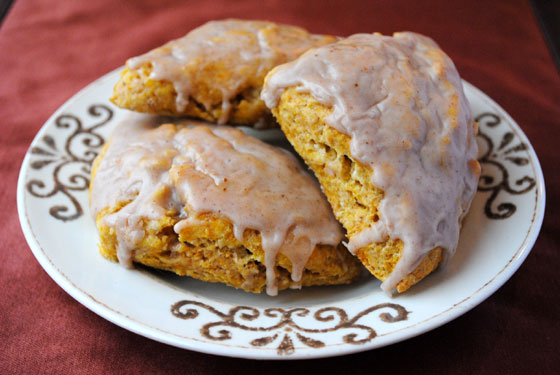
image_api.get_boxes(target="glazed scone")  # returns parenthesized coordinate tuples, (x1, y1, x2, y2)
(110, 19, 337, 127)
(90, 115, 361, 295)
(262, 32, 480, 293)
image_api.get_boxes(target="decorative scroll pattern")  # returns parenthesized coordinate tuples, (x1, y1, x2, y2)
(475, 113, 536, 219)
(25, 104, 113, 221)
(171, 300, 408, 355)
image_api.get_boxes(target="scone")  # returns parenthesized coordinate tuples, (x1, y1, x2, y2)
(110, 19, 337, 127)
(262, 32, 480, 294)
(90, 115, 361, 295)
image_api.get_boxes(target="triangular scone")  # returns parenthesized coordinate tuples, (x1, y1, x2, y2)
(262, 32, 480, 294)
(110, 19, 337, 127)
(90, 115, 361, 295)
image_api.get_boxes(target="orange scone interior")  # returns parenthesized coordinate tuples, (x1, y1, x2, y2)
(262, 32, 480, 293)
(110, 19, 337, 126)
(90, 115, 360, 295)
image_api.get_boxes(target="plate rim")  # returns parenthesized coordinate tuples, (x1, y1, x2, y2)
(16, 69, 546, 360)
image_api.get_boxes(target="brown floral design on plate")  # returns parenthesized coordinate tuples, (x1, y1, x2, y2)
(171, 300, 409, 355)
(25, 104, 112, 221)
(475, 112, 537, 219)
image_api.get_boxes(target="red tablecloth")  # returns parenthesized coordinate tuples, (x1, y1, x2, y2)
(1, 0, 558, 373)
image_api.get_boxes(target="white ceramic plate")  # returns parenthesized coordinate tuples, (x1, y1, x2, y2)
(17, 68, 545, 360)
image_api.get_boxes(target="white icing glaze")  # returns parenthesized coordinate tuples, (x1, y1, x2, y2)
(128, 19, 335, 124)
(262, 32, 480, 293)
(90, 115, 343, 295)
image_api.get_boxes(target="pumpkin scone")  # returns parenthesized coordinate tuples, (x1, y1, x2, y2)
(262, 32, 480, 294)
(90, 115, 361, 295)
(110, 19, 337, 127)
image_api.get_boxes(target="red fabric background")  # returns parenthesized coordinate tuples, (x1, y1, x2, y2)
(1, 0, 559, 373)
